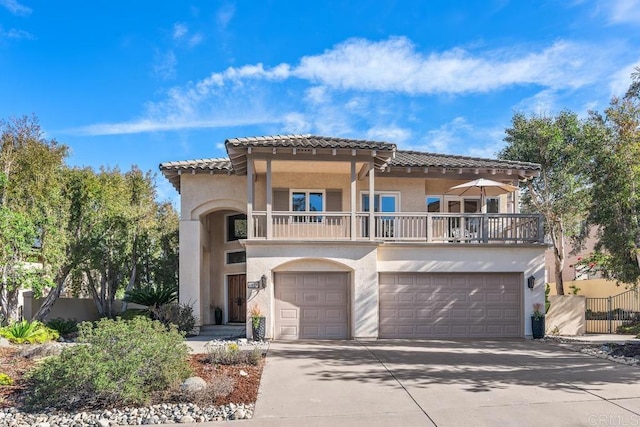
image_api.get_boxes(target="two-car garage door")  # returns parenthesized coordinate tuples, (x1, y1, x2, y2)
(379, 273, 522, 338)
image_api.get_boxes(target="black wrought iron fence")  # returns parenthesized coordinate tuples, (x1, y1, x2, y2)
(585, 290, 640, 333)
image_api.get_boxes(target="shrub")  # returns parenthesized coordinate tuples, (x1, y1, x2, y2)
(0, 320, 59, 344)
(617, 322, 640, 336)
(0, 373, 13, 386)
(207, 343, 262, 366)
(123, 285, 178, 308)
(46, 318, 78, 337)
(150, 302, 196, 335)
(25, 317, 191, 410)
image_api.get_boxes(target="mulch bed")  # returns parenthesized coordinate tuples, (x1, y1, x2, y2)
(0, 347, 264, 410)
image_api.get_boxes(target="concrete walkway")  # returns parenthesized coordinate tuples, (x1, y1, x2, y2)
(249, 339, 640, 426)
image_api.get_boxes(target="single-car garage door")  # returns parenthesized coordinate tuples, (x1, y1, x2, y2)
(274, 272, 349, 340)
(379, 273, 522, 338)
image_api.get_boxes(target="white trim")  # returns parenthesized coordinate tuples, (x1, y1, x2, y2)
(289, 189, 327, 212)
(425, 195, 442, 213)
(224, 249, 247, 265)
(359, 191, 401, 212)
(486, 197, 500, 214)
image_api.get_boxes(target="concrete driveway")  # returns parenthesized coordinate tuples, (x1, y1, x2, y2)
(251, 340, 640, 426)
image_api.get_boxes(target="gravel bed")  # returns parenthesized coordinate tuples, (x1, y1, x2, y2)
(0, 402, 254, 426)
(538, 336, 640, 367)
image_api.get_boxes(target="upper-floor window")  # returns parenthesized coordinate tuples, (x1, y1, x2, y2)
(426, 196, 441, 212)
(291, 190, 324, 222)
(227, 213, 247, 241)
(486, 198, 499, 214)
(362, 192, 398, 212)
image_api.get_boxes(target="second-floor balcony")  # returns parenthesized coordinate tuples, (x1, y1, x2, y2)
(251, 212, 544, 244)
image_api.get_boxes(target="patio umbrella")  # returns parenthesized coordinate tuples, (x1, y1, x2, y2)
(446, 178, 519, 213)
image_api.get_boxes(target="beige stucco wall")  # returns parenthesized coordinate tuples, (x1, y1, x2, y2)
(180, 174, 246, 220)
(545, 295, 586, 336)
(377, 244, 546, 338)
(23, 293, 146, 322)
(548, 279, 630, 298)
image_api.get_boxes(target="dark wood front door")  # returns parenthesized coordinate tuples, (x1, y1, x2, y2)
(228, 274, 246, 323)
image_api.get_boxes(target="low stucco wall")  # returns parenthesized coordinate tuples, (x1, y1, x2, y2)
(23, 292, 145, 322)
(549, 279, 629, 298)
(545, 295, 586, 336)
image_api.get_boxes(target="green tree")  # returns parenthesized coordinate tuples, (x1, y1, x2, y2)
(0, 116, 67, 321)
(584, 69, 640, 286)
(500, 111, 591, 295)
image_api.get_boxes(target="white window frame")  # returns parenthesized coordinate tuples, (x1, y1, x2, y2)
(485, 197, 500, 214)
(443, 196, 481, 213)
(289, 189, 326, 212)
(359, 191, 401, 212)
(426, 195, 442, 213)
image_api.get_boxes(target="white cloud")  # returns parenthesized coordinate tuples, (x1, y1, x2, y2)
(216, 3, 235, 30)
(71, 116, 280, 136)
(0, 0, 31, 16)
(514, 89, 558, 115)
(605, 0, 640, 24)
(610, 59, 640, 96)
(418, 117, 472, 153)
(188, 33, 203, 48)
(172, 23, 188, 40)
(292, 37, 601, 94)
(74, 36, 621, 138)
(282, 113, 311, 134)
(153, 50, 177, 80)
(305, 86, 328, 105)
(366, 126, 411, 143)
(0, 27, 34, 40)
(183, 37, 607, 96)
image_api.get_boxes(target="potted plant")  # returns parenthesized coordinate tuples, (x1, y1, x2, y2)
(214, 306, 223, 325)
(531, 302, 545, 339)
(250, 304, 265, 341)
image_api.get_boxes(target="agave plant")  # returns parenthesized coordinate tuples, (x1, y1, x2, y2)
(0, 320, 59, 344)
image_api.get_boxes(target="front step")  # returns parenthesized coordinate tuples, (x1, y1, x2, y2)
(198, 324, 246, 340)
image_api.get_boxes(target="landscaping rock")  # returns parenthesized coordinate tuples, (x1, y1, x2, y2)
(180, 376, 207, 393)
(18, 342, 66, 359)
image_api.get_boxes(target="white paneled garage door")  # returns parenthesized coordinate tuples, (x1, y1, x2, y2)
(274, 272, 349, 340)
(379, 273, 522, 338)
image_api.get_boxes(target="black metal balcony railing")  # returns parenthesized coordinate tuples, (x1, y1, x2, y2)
(251, 212, 544, 244)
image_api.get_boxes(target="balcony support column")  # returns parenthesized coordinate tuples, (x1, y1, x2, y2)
(369, 161, 375, 241)
(266, 159, 272, 240)
(350, 160, 356, 241)
(246, 155, 254, 239)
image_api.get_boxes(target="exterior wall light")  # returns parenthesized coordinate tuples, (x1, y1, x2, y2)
(527, 275, 535, 290)
(260, 274, 267, 289)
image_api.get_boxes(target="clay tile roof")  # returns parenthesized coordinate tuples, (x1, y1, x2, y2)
(225, 134, 396, 151)
(159, 158, 233, 172)
(392, 150, 540, 170)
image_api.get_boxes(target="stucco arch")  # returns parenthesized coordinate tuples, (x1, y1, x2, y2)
(190, 199, 246, 220)
(272, 257, 354, 273)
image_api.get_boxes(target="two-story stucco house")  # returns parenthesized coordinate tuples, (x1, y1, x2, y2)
(160, 134, 546, 340)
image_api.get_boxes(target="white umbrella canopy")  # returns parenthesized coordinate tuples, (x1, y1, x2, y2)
(446, 178, 519, 212)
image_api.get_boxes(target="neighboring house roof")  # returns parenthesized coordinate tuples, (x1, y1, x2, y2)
(160, 134, 541, 192)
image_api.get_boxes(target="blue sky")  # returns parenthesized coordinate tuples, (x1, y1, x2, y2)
(1, 1, 639, 202)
